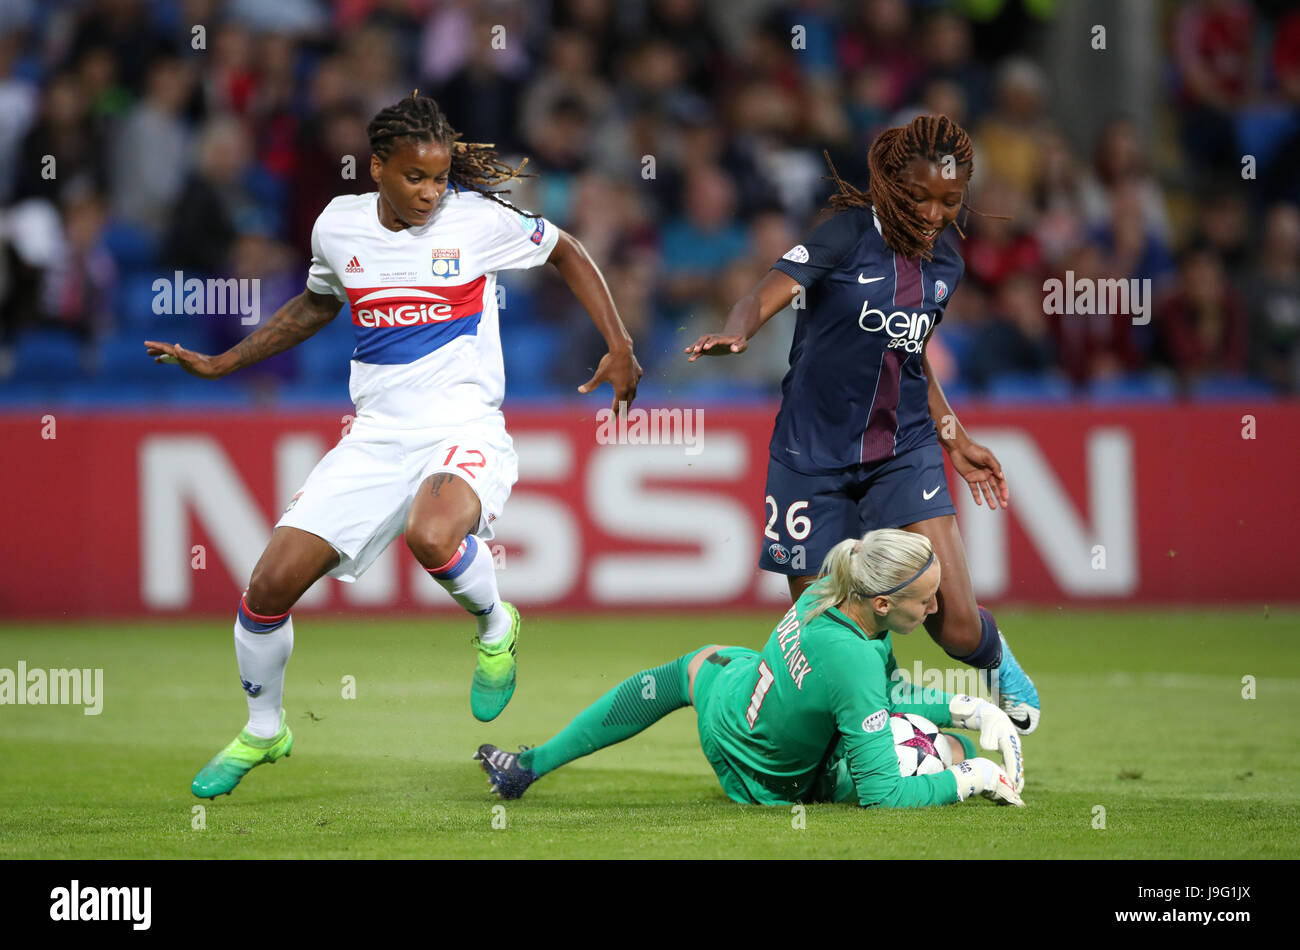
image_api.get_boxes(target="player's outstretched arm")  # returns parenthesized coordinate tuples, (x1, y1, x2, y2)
(144, 289, 342, 380)
(547, 229, 642, 411)
(685, 269, 802, 361)
(921, 351, 1009, 509)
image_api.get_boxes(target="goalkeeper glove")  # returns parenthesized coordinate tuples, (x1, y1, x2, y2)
(949, 694, 1024, 793)
(948, 758, 1024, 806)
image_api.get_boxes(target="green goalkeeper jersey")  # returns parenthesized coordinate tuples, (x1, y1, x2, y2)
(695, 588, 961, 808)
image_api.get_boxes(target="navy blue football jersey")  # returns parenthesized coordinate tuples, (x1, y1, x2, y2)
(769, 207, 964, 474)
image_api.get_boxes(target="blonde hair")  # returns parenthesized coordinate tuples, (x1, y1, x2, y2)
(804, 529, 936, 623)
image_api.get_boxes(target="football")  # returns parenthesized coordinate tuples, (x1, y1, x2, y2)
(891, 713, 954, 777)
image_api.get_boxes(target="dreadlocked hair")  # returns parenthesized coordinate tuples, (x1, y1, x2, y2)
(824, 114, 980, 261)
(367, 91, 539, 216)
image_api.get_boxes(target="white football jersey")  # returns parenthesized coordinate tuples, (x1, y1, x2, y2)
(305, 188, 559, 429)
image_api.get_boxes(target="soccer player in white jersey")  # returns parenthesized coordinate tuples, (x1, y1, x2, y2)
(145, 94, 642, 799)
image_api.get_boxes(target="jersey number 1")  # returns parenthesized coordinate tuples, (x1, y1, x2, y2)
(745, 661, 775, 729)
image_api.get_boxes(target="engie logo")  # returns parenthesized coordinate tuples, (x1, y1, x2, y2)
(431, 248, 460, 277)
(858, 299, 933, 353)
(346, 279, 485, 328)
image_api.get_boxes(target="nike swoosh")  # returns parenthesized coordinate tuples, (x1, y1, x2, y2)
(922, 485, 940, 500)
(857, 274, 885, 284)
(1008, 712, 1032, 731)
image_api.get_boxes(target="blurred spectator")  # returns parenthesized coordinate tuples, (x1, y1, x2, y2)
(109, 57, 194, 235)
(520, 30, 613, 155)
(1172, 0, 1255, 177)
(837, 0, 923, 115)
(962, 176, 1041, 293)
(164, 115, 279, 274)
(916, 10, 990, 123)
(1031, 129, 1087, 267)
(75, 46, 133, 124)
(13, 72, 110, 204)
(206, 230, 301, 403)
(974, 57, 1051, 196)
(427, 14, 528, 155)
(1155, 245, 1248, 387)
(1089, 179, 1175, 293)
(1047, 242, 1144, 385)
(964, 274, 1057, 391)
(1192, 188, 1250, 287)
(645, 0, 727, 98)
(40, 190, 117, 353)
(288, 102, 370, 260)
(1078, 116, 1172, 246)
(67, 0, 176, 95)
(1246, 204, 1300, 393)
(0, 36, 39, 205)
(658, 164, 749, 311)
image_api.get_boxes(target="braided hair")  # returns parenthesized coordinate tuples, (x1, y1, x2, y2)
(367, 92, 538, 216)
(824, 114, 975, 261)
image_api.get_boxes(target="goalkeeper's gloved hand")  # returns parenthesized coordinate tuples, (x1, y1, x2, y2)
(949, 694, 1024, 793)
(948, 758, 1024, 806)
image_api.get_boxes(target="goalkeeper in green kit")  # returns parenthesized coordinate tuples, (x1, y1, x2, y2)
(475, 528, 1024, 808)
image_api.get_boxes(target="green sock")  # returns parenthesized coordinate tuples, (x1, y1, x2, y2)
(519, 654, 692, 776)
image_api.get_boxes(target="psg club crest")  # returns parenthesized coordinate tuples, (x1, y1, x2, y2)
(431, 248, 461, 278)
(934, 279, 948, 302)
(768, 542, 791, 565)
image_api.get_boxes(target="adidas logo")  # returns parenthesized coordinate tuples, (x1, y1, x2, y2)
(344, 256, 363, 274)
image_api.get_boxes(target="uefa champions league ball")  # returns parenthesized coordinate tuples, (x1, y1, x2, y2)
(891, 713, 954, 776)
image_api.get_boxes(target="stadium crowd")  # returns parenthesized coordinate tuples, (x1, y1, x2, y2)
(0, 0, 1297, 406)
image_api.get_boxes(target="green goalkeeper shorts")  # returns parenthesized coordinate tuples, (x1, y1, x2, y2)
(691, 646, 779, 805)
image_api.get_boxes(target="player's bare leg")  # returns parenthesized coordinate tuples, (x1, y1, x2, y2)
(788, 575, 817, 601)
(902, 514, 1039, 733)
(191, 527, 340, 798)
(406, 472, 519, 721)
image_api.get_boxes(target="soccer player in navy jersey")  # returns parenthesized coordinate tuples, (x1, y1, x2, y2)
(685, 115, 1040, 733)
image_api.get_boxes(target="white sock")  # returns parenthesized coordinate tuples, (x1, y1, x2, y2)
(233, 608, 294, 739)
(427, 534, 511, 644)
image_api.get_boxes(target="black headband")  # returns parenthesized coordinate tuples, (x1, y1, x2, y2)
(868, 551, 936, 597)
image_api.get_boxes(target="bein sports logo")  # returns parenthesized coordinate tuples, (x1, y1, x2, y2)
(858, 300, 934, 353)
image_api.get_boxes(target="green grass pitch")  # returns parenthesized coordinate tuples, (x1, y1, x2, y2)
(2, 608, 1298, 859)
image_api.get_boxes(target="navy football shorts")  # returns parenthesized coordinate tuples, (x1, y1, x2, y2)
(758, 441, 956, 576)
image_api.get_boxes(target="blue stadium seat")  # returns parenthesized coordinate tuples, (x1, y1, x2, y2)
(985, 372, 1074, 405)
(295, 332, 353, 387)
(8, 330, 86, 384)
(95, 336, 166, 382)
(115, 271, 169, 333)
(1085, 373, 1176, 404)
(1190, 375, 1276, 402)
(102, 220, 158, 270)
(503, 325, 564, 396)
(0, 379, 55, 407)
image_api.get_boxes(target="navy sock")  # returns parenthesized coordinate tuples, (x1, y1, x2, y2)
(946, 605, 1003, 670)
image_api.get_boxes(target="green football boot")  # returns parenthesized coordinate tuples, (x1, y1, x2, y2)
(470, 602, 520, 722)
(191, 710, 293, 799)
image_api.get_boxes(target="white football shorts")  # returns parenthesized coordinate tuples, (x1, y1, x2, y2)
(276, 415, 518, 582)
